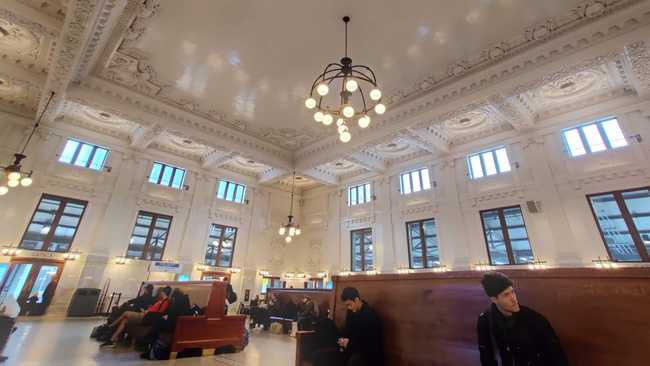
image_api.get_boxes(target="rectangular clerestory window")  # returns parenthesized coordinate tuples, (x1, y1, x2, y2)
(399, 167, 431, 194)
(59, 139, 109, 171)
(562, 117, 627, 157)
(468, 147, 511, 179)
(216, 180, 246, 203)
(148, 162, 186, 189)
(348, 183, 371, 206)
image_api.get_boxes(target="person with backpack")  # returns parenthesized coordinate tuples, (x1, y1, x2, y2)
(225, 283, 237, 314)
(140, 288, 192, 360)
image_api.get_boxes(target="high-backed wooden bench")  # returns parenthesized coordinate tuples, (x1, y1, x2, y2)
(296, 268, 650, 366)
(264, 288, 333, 334)
(135, 280, 245, 359)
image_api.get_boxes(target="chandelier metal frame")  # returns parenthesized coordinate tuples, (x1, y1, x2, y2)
(278, 171, 301, 243)
(305, 16, 386, 143)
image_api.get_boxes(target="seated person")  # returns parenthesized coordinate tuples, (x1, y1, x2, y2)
(0, 292, 21, 362)
(313, 287, 384, 366)
(139, 288, 192, 359)
(297, 295, 317, 331)
(107, 284, 155, 324)
(477, 272, 569, 366)
(100, 286, 171, 348)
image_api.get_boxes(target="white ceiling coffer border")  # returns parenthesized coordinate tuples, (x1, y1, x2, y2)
(294, 2, 650, 171)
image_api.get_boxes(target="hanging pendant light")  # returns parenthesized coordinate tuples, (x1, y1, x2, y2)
(304, 16, 386, 143)
(0, 91, 55, 196)
(278, 171, 301, 242)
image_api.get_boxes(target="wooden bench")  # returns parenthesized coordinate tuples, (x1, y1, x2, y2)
(131, 280, 245, 359)
(296, 268, 650, 366)
(266, 288, 333, 334)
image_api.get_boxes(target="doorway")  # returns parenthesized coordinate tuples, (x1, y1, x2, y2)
(200, 271, 231, 282)
(0, 259, 64, 316)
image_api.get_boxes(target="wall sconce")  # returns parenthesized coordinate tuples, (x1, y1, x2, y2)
(316, 271, 328, 278)
(195, 264, 209, 272)
(527, 259, 548, 270)
(338, 270, 351, 276)
(258, 270, 270, 277)
(365, 270, 380, 276)
(114, 256, 129, 265)
(1, 245, 21, 257)
(593, 257, 618, 269)
(227, 267, 241, 274)
(284, 272, 296, 279)
(396, 268, 414, 274)
(295, 272, 307, 279)
(63, 251, 81, 261)
(473, 261, 494, 271)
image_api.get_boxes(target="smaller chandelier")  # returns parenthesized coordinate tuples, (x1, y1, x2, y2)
(305, 16, 386, 143)
(278, 172, 301, 243)
(0, 91, 55, 196)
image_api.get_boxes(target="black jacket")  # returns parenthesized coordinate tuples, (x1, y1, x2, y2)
(126, 293, 154, 311)
(341, 301, 384, 366)
(477, 304, 570, 366)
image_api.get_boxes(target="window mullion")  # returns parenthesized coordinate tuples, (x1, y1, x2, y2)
(142, 214, 156, 260)
(596, 122, 613, 149)
(577, 127, 592, 154)
(479, 153, 487, 177)
(615, 192, 650, 261)
(420, 221, 428, 268)
(156, 164, 164, 185)
(493, 151, 501, 173)
(70, 143, 83, 165)
(43, 198, 67, 251)
(498, 209, 516, 264)
(418, 170, 424, 191)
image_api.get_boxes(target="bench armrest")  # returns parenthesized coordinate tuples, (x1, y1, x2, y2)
(295, 331, 316, 366)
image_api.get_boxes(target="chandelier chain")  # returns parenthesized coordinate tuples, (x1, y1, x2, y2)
(21, 91, 55, 155)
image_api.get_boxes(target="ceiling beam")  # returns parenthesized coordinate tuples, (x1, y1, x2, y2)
(201, 150, 236, 169)
(348, 151, 386, 173)
(257, 168, 291, 185)
(300, 168, 339, 186)
(486, 95, 536, 132)
(398, 126, 450, 154)
(129, 124, 164, 150)
(623, 41, 650, 98)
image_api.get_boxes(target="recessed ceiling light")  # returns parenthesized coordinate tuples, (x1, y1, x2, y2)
(335, 162, 344, 167)
(296, 176, 303, 180)
(99, 112, 111, 118)
(247, 160, 256, 164)
(182, 139, 192, 144)
(459, 118, 471, 124)
(387, 143, 397, 148)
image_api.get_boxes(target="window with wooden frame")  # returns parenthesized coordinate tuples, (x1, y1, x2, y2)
(148, 162, 186, 189)
(587, 187, 650, 262)
(19, 194, 88, 252)
(304, 278, 324, 289)
(399, 167, 431, 194)
(204, 223, 237, 267)
(126, 211, 172, 260)
(406, 218, 440, 269)
(58, 139, 109, 171)
(261, 276, 282, 293)
(480, 206, 534, 265)
(468, 147, 512, 179)
(351, 228, 374, 272)
(216, 180, 246, 203)
(348, 183, 371, 206)
(562, 117, 627, 157)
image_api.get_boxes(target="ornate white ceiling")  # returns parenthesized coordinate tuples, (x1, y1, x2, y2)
(1, 0, 649, 190)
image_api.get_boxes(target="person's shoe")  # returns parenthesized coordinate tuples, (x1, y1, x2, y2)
(139, 351, 150, 360)
(99, 341, 116, 349)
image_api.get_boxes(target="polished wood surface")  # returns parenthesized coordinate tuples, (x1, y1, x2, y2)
(295, 268, 650, 366)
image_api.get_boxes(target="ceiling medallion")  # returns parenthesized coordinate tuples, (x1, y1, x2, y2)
(304, 16, 386, 143)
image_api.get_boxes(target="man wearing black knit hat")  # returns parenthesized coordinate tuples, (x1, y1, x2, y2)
(476, 272, 570, 366)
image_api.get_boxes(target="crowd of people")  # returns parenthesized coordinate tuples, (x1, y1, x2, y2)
(248, 292, 319, 332)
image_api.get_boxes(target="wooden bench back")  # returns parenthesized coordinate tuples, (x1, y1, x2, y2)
(140, 280, 226, 317)
(267, 288, 333, 316)
(331, 268, 650, 366)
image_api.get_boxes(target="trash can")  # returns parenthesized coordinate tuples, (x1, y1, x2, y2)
(67, 288, 101, 317)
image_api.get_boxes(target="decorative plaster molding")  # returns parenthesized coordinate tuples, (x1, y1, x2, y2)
(623, 41, 650, 97)
(136, 195, 181, 213)
(208, 208, 247, 226)
(467, 188, 526, 207)
(399, 203, 437, 218)
(0, 7, 59, 37)
(342, 215, 374, 229)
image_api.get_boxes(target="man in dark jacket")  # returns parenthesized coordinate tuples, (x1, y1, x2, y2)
(313, 287, 383, 366)
(477, 272, 570, 366)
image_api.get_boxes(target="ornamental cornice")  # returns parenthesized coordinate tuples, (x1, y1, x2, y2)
(135, 195, 181, 213)
(295, 3, 650, 162)
(0, 7, 60, 38)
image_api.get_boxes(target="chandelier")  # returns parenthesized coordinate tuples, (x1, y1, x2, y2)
(304, 16, 386, 143)
(278, 171, 301, 243)
(0, 91, 55, 196)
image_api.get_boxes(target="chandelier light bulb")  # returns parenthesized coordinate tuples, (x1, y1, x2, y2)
(369, 88, 382, 101)
(305, 97, 317, 109)
(342, 105, 355, 118)
(0, 186, 7, 195)
(289, 227, 296, 236)
(278, 227, 286, 235)
(345, 79, 359, 92)
(20, 177, 32, 187)
(340, 131, 352, 143)
(313, 111, 324, 122)
(358, 115, 371, 128)
(7, 180, 19, 188)
(336, 118, 345, 127)
(374, 103, 386, 115)
(295, 228, 301, 236)
(285, 236, 292, 243)
(322, 114, 333, 125)
(8, 172, 20, 181)
(316, 83, 329, 96)
(337, 124, 348, 134)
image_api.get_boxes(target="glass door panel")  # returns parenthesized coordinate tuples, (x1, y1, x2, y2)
(622, 190, 650, 255)
(27, 265, 59, 303)
(590, 194, 642, 261)
(3, 264, 33, 300)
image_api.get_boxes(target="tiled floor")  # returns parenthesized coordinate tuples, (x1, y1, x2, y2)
(2, 317, 295, 366)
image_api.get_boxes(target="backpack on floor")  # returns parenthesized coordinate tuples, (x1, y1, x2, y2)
(149, 337, 171, 360)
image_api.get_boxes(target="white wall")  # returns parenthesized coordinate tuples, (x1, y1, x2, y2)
(1, 104, 649, 315)
(301, 107, 650, 275)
